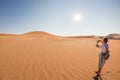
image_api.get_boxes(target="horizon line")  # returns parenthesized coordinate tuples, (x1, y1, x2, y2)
(0, 30, 119, 37)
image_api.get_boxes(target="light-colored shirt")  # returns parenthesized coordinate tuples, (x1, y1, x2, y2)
(99, 44, 107, 53)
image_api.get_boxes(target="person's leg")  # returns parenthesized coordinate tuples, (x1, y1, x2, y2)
(98, 54, 106, 74)
(98, 67, 102, 74)
(95, 67, 102, 74)
(95, 53, 103, 74)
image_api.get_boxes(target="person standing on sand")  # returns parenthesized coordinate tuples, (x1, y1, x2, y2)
(94, 38, 109, 77)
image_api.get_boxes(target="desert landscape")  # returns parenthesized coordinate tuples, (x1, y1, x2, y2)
(0, 31, 120, 80)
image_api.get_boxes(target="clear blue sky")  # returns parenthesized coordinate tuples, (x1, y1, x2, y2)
(0, 0, 120, 36)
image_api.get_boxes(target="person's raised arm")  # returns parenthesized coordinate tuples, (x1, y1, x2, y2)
(96, 40, 101, 48)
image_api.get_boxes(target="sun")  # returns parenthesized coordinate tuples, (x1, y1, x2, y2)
(73, 13, 83, 22)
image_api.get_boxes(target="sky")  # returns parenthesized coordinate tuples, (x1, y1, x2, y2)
(0, 0, 120, 36)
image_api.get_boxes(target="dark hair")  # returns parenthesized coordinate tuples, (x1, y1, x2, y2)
(103, 38, 108, 43)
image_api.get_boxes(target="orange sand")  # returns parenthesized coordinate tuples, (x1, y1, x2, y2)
(0, 32, 120, 80)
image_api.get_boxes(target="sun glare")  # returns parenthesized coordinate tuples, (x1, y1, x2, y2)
(74, 13, 83, 22)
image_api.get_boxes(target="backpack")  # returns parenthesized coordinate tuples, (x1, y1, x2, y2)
(103, 44, 110, 60)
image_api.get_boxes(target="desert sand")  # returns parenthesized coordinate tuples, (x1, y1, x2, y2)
(0, 31, 120, 80)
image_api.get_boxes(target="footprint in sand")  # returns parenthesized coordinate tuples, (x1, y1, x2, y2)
(117, 71, 120, 73)
(106, 71, 112, 74)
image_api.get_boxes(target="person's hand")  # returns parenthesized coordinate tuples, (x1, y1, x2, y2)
(97, 40, 101, 43)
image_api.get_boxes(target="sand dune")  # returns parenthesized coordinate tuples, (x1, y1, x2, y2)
(22, 31, 63, 40)
(0, 32, 120, 80)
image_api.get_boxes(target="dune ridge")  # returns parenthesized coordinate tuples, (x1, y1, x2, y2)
(22, 31, 63, 39)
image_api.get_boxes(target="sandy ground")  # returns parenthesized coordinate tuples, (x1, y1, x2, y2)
(0, 33, 120, 80)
